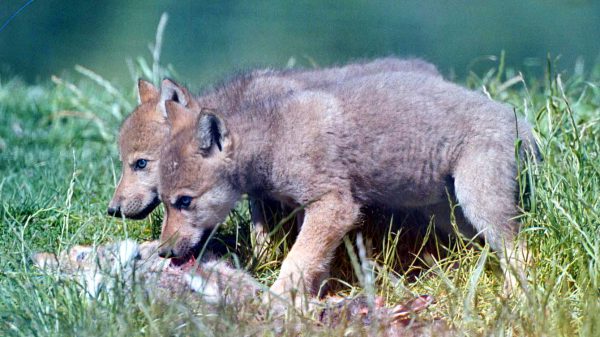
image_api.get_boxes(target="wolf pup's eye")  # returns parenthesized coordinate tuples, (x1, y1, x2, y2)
(175, 196, 192, 210)
(134, 159, 148, 170)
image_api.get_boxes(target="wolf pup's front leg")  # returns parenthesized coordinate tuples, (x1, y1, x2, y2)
(268, 190, 360, 306)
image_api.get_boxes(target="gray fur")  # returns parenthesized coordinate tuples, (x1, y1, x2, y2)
(197, 113, 226, 152)
(189, 57, 441, 251)
(278, 57, 440, 87)
(159, 66, 537, 297)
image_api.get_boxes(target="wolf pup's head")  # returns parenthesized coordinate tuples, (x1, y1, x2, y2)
(157, 100, 240, 260)
(108, 79, 198, 219)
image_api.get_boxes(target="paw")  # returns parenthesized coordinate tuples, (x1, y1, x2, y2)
(263, 277, 313, 315)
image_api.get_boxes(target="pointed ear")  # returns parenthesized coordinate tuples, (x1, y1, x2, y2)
(197, 110, 228, 155)
(160, 79, 198, 117)
(165, 100, 198, 134)
(138, 79, 159, 104)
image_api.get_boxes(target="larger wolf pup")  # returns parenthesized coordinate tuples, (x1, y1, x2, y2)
(158, 70, 537, 299)
(107, 58, 441, 246)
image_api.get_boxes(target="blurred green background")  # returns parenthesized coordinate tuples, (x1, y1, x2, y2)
(1, 0, 599, 86)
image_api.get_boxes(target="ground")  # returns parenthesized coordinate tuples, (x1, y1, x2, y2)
(0, 56, 599, 336)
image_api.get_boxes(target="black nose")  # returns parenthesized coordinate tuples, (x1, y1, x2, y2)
(158, 248, 174, 259)
(107, 206, 121, 217)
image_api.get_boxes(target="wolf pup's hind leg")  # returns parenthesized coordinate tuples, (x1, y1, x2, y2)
(452, 145, 528, 293)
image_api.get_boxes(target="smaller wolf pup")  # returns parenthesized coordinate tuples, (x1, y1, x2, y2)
(157, 70, 537, 301)
(107, 58, 441, 246)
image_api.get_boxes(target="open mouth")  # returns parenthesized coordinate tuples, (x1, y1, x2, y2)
(168, 241, 203, 268)
(170, 254, 197, 268)
(167, 229, 227, 267)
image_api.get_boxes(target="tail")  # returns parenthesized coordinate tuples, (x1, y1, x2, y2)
(516, 117, 542, 163)
(515, 117, 541, 212)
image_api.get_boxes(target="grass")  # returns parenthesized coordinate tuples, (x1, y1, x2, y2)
(0, 41, 599, 335)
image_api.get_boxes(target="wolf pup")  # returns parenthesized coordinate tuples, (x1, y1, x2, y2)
(107, 57, 439, 219)
(158, 70, 537, 300)
(107, 58, 441, 249)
